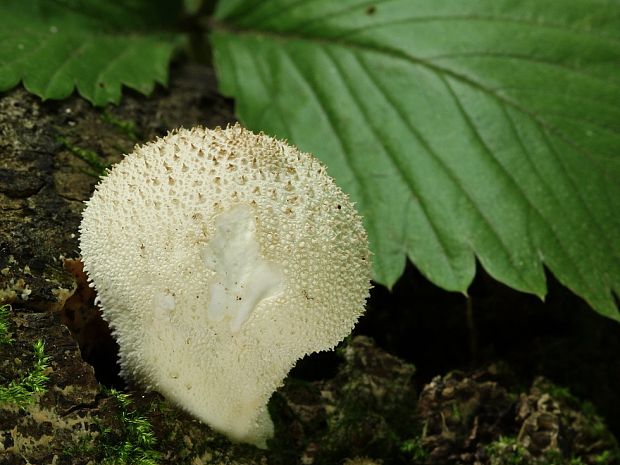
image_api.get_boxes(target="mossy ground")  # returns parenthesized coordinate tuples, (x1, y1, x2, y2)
(0, 304, 51, 409)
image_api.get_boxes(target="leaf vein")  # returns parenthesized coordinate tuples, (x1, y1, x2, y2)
(500, 102, 594, 289)
(427, 51, 620, 92)
(354, 53, 525, 281)
(41, 41, 89, 97)
(540, 129, 620, 272)
(0, 33, 54, 70)
(90, 41, 136, 97)
(327, 13, 620, 48)
(541, 112, 620, 137)
(441, 75, 542, 287)
(323, 45, 460, 280)
(491, 87, 620, 117)
(278, 49, 384, 260)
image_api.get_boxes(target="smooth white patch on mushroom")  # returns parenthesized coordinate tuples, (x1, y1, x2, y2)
(201, 204, 284, 333)
(79, 124, 371, 448)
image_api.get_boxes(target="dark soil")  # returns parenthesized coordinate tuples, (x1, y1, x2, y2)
(358, 263, 620, 438)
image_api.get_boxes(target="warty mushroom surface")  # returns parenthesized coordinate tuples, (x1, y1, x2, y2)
(79, 124, 371, 447)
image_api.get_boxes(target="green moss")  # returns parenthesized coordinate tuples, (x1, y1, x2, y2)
(400, 436, 427, 461)
(543, 449, 565, 465)
(99, 388, 162, 465)
(485, 436, 528, 465)
(0, 305, 50, 407)
(545, 384, 574, 401)
(63, 433, 97, 458)
(594, 450, 613, 464)
(450, 401, 462, 422)
(0, 304, 12, 344)
(100, 111, 139, 140)
(0, 339, 51, 408)
(57, 135, 109, 177)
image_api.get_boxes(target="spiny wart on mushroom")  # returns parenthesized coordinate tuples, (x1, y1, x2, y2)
(79, 124, 371, 448)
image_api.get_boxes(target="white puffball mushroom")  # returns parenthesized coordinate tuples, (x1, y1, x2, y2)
(79, 124, 371, 448)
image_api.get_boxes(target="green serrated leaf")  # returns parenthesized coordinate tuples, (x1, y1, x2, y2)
(211, 0, 620, 318)
(0, 0, 186, 106)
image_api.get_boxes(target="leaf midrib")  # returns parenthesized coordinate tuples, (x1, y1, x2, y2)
(229, 0, 620, 48)
(318, 14, 620, 49)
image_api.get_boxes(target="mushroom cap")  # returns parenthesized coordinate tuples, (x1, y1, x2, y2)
(79, 125, 371, 447)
